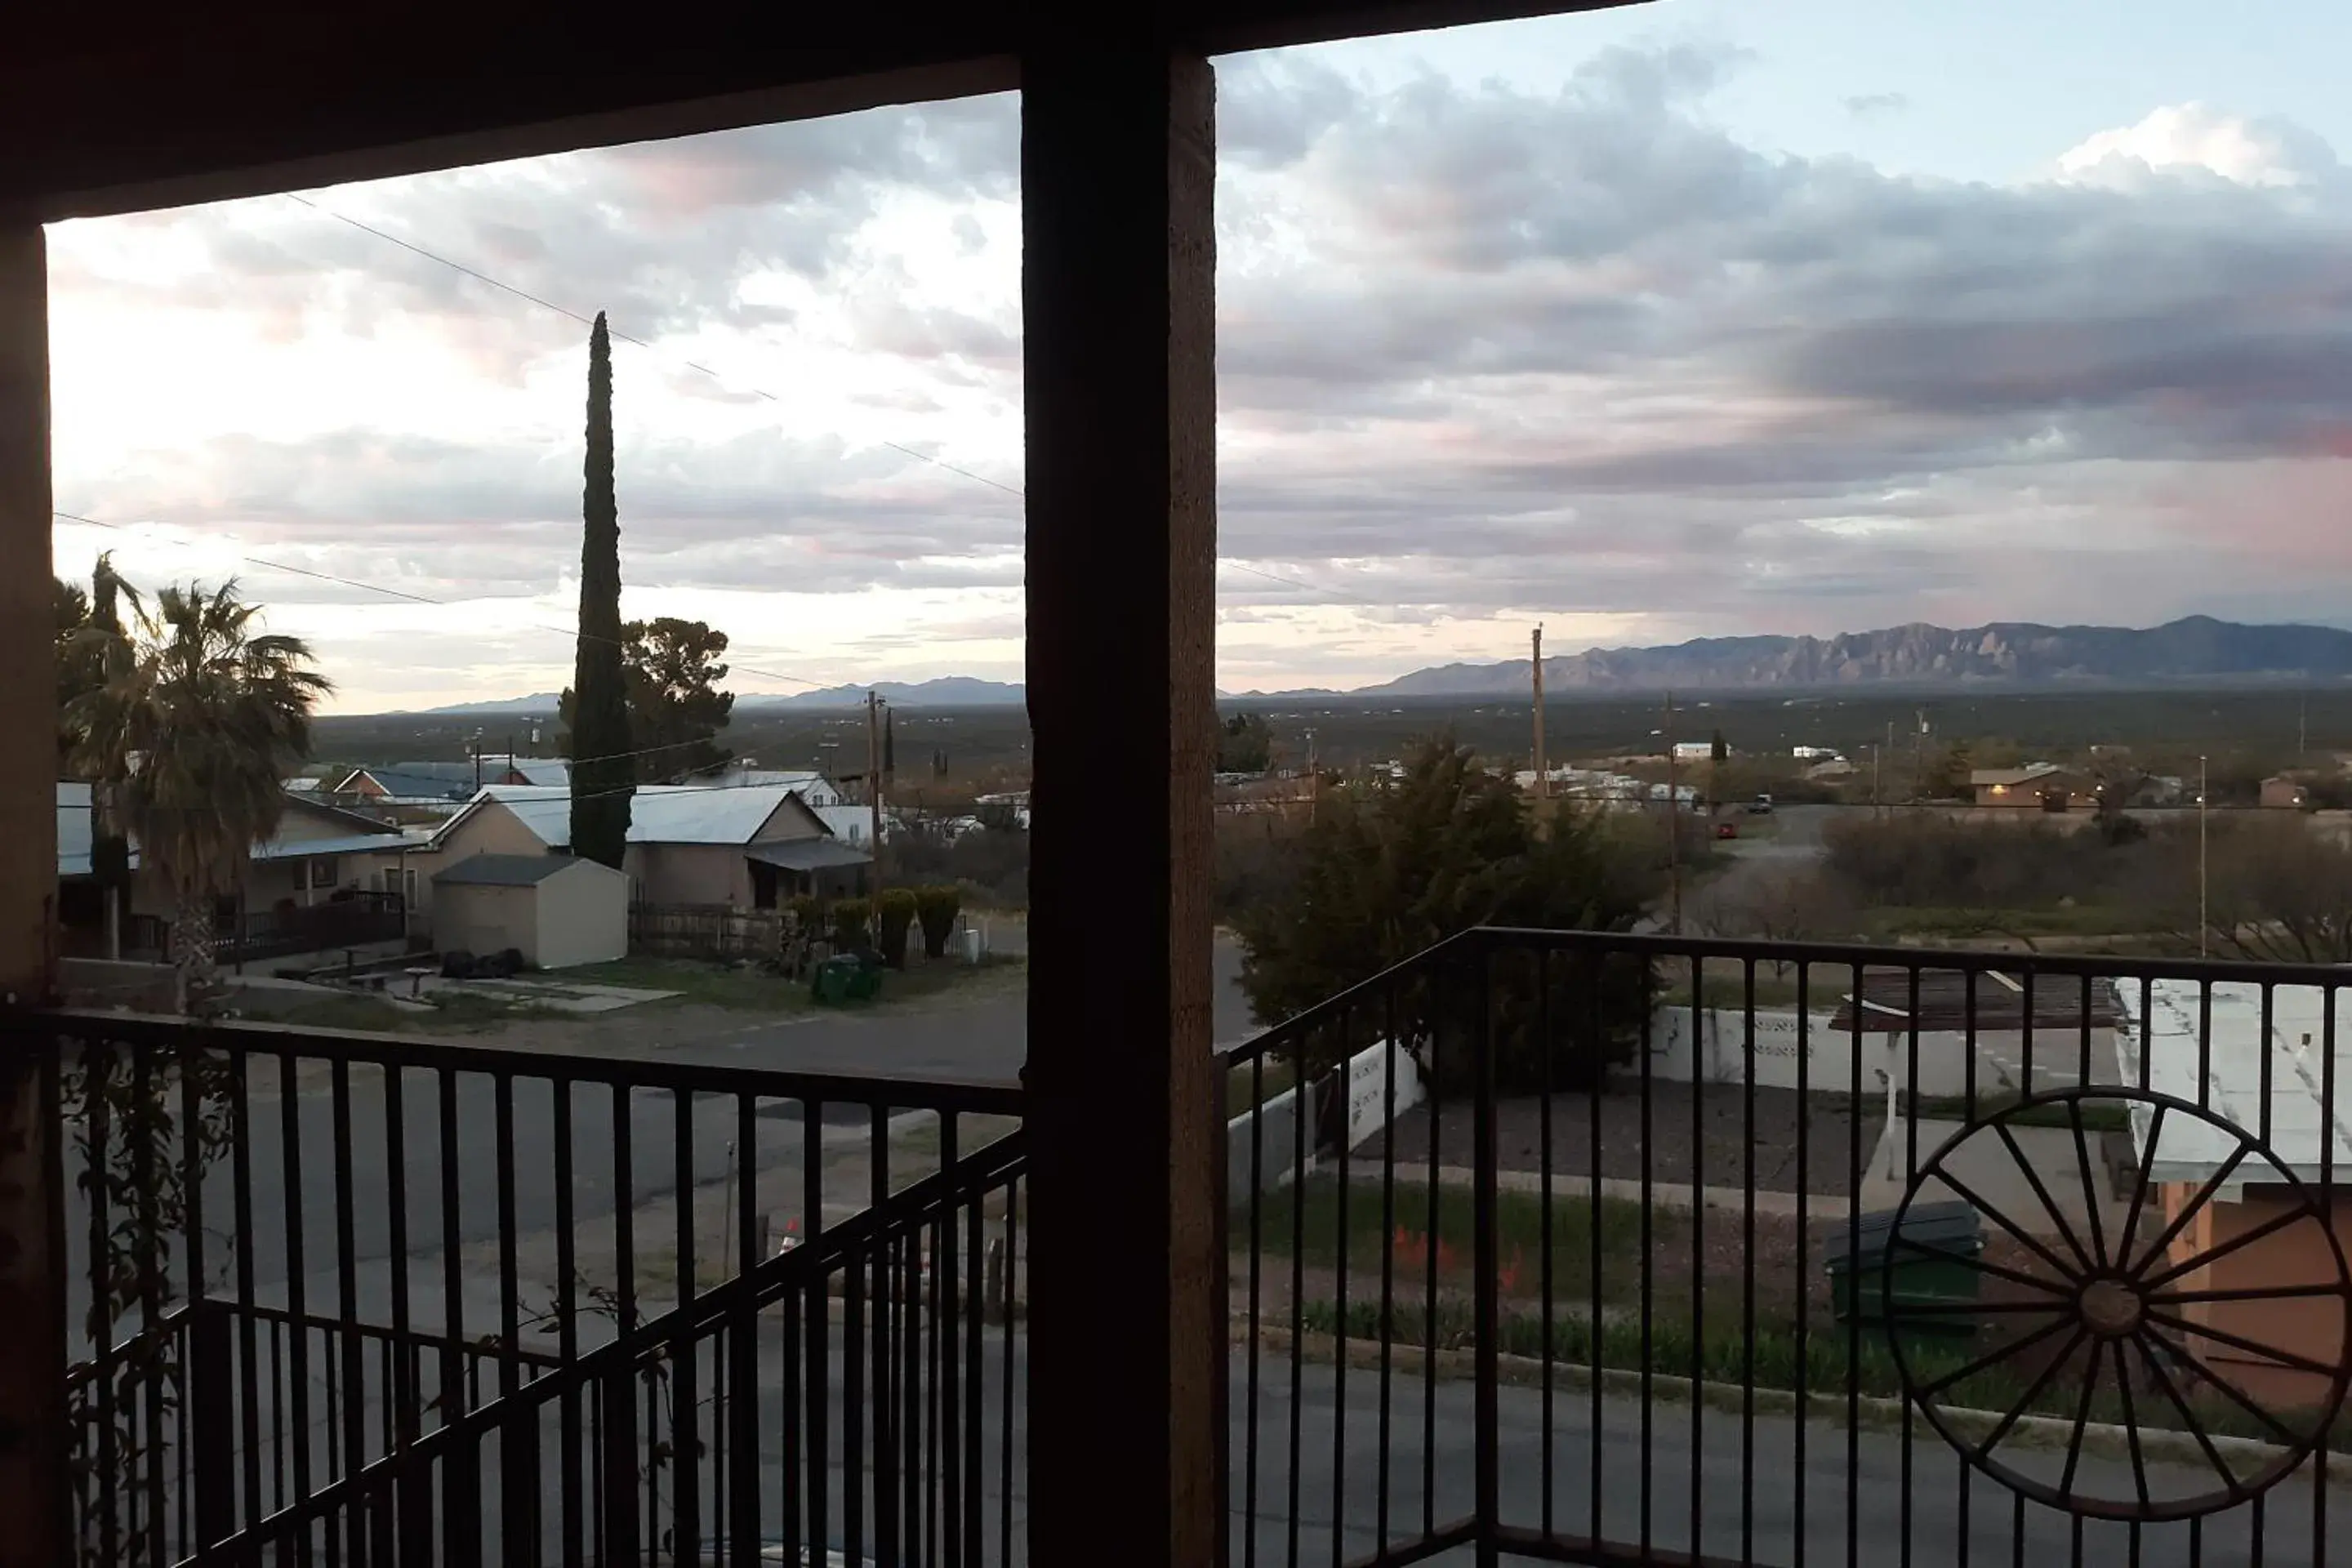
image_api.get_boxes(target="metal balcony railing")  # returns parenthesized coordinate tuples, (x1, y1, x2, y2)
(39, 1010, 1023, 1566)
(42, 927, 2352, 1567)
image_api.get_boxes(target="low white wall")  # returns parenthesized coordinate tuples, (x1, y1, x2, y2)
(1638, 1004, 2114, 1100)
(1226, 1037, 1425, 1197)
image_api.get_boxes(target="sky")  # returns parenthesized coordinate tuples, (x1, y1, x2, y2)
(45, 0, 2352, 712)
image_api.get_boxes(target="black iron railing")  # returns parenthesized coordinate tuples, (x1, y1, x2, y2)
(39, 1010, 1025, 1566)
(1221, 929, 2352, 1567)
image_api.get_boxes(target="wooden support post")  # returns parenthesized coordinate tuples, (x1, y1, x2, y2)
(0, 221, 65, 1568)
(1022, 40, 1221, 1568)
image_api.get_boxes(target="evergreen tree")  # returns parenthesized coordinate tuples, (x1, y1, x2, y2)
(568, 312, 634, 868)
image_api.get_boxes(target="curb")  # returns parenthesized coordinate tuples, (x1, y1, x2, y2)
(1235, 1322, 2303, 1481)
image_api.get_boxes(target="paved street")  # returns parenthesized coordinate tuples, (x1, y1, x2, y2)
(238, 1325, 2350, 1566)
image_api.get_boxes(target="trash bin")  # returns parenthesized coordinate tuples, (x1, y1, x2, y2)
(1823, 1199, 1984, 1336)
(813, 953, 863, 1004)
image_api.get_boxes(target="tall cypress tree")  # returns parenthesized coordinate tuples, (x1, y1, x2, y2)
(569, 312, 634, 868)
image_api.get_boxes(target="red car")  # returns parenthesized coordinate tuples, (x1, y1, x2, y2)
(1714, 821, 1740, 840)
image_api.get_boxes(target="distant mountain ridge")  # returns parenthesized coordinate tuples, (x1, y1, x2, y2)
(1330, 617, 2352, 697)
(412, 677, 1024, 716)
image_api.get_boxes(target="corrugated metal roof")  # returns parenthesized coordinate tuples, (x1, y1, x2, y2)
(462, 783, 820, 848)
(251, 831, 411, 862)
(434, 853, 577, 886)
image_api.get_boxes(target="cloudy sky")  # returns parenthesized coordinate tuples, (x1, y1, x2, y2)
(47, 0, 2352, 711)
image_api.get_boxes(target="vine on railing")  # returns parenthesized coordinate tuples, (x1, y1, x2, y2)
(61, 1035, 240, 1566)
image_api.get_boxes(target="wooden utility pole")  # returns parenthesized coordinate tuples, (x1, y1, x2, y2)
(1530, 625, 1547, 801)
(1664, 689, 1682, 933)
(866, 691, 885, 896)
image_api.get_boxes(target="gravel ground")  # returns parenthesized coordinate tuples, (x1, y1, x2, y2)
(1362, 1085, 1884, 1199)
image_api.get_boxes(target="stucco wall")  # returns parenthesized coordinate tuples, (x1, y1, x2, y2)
(410, 803, 553, 920)
(2158, 1180, 2350, 1411)
(628, 842, 754, 907)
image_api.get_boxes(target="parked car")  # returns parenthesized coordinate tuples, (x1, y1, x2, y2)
(1715, 821, 1740, 840)
(1746, 794, 1775, 814)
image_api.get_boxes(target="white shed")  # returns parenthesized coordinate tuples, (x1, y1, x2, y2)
(430, 853, 629, 969)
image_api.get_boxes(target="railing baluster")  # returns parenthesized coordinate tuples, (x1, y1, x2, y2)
(671, 1089, 700, 1561)
(731, 1093, 760, 1568)
(873, 1102, 898, 1568)
(1472, 945, 1499, 1568)
(554, 1077, 582, 1568)
(283, 1048, 315, 1568)
(330, 1055, 366, 1568)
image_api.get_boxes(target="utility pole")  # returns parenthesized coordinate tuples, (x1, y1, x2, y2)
(866, 692, 886, 896)
(1664, 689, 1682, 934)
(1304, 726, 1320, 822)
(1530, 624, 1548, 802)
(2300, 693, 2309, 761)
(1913, 708, 1927, 804)
(2198, 753, 2210, 958)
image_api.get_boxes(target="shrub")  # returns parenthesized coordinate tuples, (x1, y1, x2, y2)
(829, 897, 874, 952)
(876, 888, 919, 968)
(915, 884, 961, 959)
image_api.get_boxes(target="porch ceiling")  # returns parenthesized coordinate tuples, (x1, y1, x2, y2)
(2, 2, 1641, 220)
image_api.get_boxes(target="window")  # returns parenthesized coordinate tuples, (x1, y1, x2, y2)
(309, 856, 340, 889)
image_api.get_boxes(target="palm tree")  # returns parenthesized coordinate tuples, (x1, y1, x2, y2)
(68, 580, 332, 1012)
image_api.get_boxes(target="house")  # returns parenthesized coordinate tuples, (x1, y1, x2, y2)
(415, 782, 869, 915)
(2123, 981, 2352, 1407)
(1970, 762, 2094, 810)
(430, 853, 628, 969)
(56, 782, 412, 959)
(715, 764, 845, 807)
(1668, 741, 1716, 763)
(2261, 775, 2311, 809)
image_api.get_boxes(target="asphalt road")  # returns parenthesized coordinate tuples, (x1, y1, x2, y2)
(229, 1328, 2348, 1566)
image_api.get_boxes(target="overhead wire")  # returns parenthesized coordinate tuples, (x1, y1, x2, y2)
(277, 190, 1375, 606)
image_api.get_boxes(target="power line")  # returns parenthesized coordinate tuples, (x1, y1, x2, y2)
(280, 192, 1377, 604)
(52, 507, 830, 691)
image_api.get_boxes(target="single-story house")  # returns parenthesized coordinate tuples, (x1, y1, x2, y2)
(715, 764, 845, 807)
(56, 782, 416, 958)
(1970, 763, 2094, 810)
(2261, 775, 2312, 810)
(430, 853, 628, 969)
(2123, 981, 2351, 1408)
(413, 782, 871, 915)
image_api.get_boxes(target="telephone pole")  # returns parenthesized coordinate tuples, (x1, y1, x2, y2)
(2198, 753, 2210, 958)
(866, 692, 886, 898)
(1531, 625, 1548, 802)
(1664, 689, 1682, 933)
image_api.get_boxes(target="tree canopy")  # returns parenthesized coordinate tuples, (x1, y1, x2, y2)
(1232, 735, 1659, 1091)
(564, 616, 737, 782)
(1217, 711, 1274, 773)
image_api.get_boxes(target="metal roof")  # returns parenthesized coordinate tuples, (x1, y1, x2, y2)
(462, 783, 824, 849)
(250, 831, 412, 862)
(746, 840, 873, 872)
(433, 853, 580, 887)
(2122, 979, 2352, 1189)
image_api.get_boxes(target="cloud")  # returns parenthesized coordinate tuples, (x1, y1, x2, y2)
(47, 47, 2352, 699)
(1843, 93, 1909, 118)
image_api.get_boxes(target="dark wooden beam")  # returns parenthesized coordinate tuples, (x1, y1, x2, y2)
(0, 2, 1645, 219)
(0, 223, 64, 1568)
(1021, 39, 1222, 1568)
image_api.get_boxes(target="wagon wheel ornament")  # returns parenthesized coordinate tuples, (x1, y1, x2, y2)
(1884, 1087, 2352, 1522)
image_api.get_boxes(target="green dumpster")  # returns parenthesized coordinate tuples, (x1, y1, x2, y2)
(1823, 1200, 1984, 1338)
(813, 951, 886, 1005)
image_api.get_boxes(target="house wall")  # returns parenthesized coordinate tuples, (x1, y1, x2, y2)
(626, 842, 754, 907)
(405, 803, 554, 920)
(433, 883, 535, 964)
(1639, 1007, 2110, 1100)
(2157, 1181, 2350, 1410)
(534, 864, 628, 968)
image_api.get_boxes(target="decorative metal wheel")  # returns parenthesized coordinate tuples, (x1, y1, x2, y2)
(1883, 1086, 2352, 1522)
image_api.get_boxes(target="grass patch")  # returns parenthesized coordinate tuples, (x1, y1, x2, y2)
(1298, 1295, 2344, 1454)
(559, 952, 1025, 1012)
(1864, 904, 2172, 942)
(1241, 1175, 1649, 1301)
(1657, 963, 1814, 1012)
(250, 991, 560, 1036)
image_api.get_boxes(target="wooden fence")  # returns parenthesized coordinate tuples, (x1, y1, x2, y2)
(627, 902, 787, 961)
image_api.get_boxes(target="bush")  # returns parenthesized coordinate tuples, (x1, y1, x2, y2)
(829, 897, 873, 952)
(876, 888, 918, 968)
(915, 884, 961, 959)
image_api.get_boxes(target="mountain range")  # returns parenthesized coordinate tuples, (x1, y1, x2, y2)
(405, 617, 2352, 716)
(1321, 617, 2352, 697)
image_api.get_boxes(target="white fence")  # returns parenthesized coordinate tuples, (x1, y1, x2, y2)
(1226, 1036, 1426, 1197)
